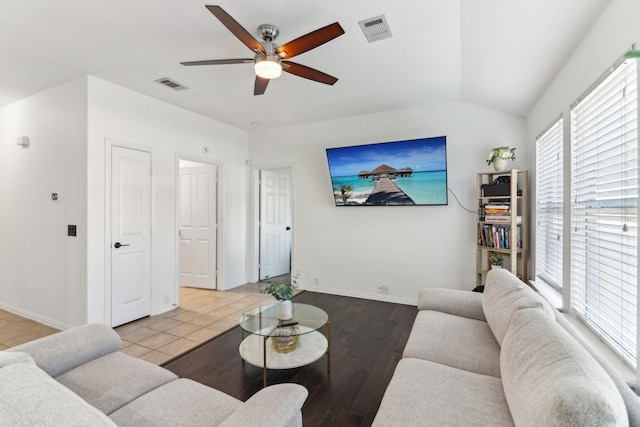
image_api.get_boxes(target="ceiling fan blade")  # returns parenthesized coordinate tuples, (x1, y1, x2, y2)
(625, 50, 640, 58)
(282, 61, 338, 85)
(254, 76, 269, 95)
(181, 59, 253, 66)
(205, 6, 265, 54)
(276, 22, 345, 59)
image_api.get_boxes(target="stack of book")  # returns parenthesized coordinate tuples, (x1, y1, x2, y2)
(481, 203, 521, 223)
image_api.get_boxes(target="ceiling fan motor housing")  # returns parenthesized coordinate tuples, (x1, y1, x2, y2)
(258, 24, 279, 41)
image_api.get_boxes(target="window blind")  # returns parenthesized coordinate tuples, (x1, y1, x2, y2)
(536, 118, 564, 289)
(571, 58, 638, 366)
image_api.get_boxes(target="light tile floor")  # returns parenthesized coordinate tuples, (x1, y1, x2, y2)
(0, 275, 293, 365)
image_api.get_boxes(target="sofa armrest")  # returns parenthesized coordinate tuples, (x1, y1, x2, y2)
(8, 323, 121, 378)
(417, 288, 486, 321)
(219, 383, 308, 427)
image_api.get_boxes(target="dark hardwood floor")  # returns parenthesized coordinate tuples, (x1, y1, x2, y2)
(163, 291, 418, 427)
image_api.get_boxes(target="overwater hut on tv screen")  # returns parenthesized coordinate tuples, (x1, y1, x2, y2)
(325, 136, 448, 207)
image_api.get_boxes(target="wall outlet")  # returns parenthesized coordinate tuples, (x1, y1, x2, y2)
(163, 294, 169, 304)
(382, 285, 389, 294)
(314, 278, 319, 286)
(377, 285, 384, 293)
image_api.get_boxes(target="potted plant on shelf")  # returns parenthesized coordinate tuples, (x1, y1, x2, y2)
(261, 273, 299, 320)
(486, 146, 516, 172)
(489, 252, 504, 270)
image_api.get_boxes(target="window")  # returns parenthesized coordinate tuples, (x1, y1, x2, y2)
(536, 118, 564, 289)
(571, 58, 638, 366)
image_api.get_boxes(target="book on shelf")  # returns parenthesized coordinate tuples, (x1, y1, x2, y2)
(477, 223, 522, 249)
(478, 202, 512, 221)
(484, 215, 522, 223)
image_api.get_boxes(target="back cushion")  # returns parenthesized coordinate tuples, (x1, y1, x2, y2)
(501, 308, 628, 427)
(483, 268, 555, 345)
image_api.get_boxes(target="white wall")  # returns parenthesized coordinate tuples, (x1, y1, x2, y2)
(527, 0, 640, 139)
(250, 102, 526, 304)
(86, 77, 250, 323)
(0, 78, 89, 328)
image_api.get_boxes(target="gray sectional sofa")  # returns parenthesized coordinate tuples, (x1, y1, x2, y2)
(0, 323, 307, 426)
(373, 269, 640, 426)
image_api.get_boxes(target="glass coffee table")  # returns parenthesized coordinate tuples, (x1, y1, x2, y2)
(239, 303, 330, 387)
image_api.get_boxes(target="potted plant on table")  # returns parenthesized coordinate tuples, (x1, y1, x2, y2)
(486, 146, 516, 171)
(261, 273, 299, 320)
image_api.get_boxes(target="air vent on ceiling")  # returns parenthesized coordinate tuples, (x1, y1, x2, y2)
(358, 15, 392, 43)
(155, 77, 188, 91)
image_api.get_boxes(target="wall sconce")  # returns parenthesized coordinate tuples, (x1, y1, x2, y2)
(17, 136, 30, 149)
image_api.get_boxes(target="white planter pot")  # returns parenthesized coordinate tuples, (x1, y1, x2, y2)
(492, 158, 508, 172)
(278, 300, 292, 320)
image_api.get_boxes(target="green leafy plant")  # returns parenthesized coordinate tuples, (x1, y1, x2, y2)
(489, 252, 504, 267)
(261, 273, 299, 301)
(486, 146, 516, 165)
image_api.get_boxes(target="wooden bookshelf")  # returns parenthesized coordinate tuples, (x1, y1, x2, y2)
(476, 169, 528, 285)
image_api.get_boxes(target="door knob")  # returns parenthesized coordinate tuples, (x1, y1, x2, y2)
(114, 242, 130, 249)
(286, 226, 291, 231)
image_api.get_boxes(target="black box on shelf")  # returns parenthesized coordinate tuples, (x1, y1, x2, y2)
(481, 183, 522, 197)
(482, 183, 509, 196)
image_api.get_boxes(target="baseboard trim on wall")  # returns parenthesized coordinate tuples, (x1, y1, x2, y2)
(299, 286, 416, 306)
(0, 303, 71, 331)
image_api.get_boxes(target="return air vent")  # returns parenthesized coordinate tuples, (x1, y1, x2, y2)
(155, 77, 188, 91)
(358, 15, 392, 43)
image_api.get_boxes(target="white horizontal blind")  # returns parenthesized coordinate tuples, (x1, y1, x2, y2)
(571, 58, 638, 366)
(536, 118, 564, 289)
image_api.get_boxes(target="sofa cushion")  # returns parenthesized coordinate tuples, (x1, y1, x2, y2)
(109, 378, 242, 427)
(372, 358, 514, 427)
(402, 310, 501, 377)
(417, 288, 486, 321)
(0, 362, 116, 426)
(0, 351, 35, 368)
(219, 383, 308, 427)
(483, 269, 555, 345)
(501, 308, 628, 427)
(9, 323, 122, 377)
(55, 351, 177, 415)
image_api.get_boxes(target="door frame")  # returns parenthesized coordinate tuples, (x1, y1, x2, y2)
(104, 138, 155, 327)
(249, 163, 296, 283)
(175, 153, 223, 301)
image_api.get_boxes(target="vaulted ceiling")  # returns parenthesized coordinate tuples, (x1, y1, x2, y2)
(0, 0, 611, 131)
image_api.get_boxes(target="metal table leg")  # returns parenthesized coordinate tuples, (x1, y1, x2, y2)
(328, 321, 332, 373)
(263, 335, 268, 388)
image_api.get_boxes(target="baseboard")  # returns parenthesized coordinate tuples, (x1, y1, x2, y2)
(298, 286, 416, 306)
(0, 302, 71, 330)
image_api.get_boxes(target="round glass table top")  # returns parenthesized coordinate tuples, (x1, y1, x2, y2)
(239, 303, 328, 337)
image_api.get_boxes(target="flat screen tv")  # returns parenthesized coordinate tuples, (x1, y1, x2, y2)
(325, 136, 448, 206)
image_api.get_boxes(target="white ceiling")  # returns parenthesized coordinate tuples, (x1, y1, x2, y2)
(0, 0, 611, 132)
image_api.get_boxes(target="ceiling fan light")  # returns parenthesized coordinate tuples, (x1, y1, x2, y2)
(254, 55, 282, 79)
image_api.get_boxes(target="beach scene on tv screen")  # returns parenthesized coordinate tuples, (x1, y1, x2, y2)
(326, 136, 448, 206)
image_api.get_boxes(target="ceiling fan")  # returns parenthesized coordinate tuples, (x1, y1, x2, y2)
(181, 5, 345, 95)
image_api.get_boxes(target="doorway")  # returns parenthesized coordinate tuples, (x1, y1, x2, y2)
(178, 159, 218, 290)
(259, 167, 293, 280)
(110, 146, 152, 327)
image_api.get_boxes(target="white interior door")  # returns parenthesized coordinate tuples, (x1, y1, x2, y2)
(111, 146, 151, 327)
(260, 169, 292, 280)
(179, 163, 217, 289)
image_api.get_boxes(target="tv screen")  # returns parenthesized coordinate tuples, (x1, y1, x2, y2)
(325, 136, 448, 206)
